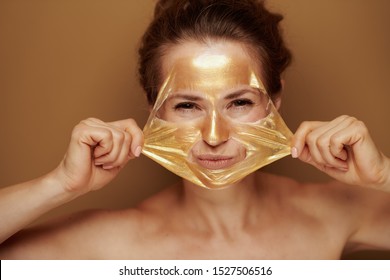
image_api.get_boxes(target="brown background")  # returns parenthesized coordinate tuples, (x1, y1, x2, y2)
(1, 0, 389, 259)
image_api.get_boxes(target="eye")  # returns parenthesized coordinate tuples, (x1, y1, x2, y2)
(229, 98, 255, 108)
(174, 102, 200, 111)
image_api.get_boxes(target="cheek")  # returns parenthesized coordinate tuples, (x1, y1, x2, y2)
(155, 103, 174, 121)
(236, 142, 247, 159)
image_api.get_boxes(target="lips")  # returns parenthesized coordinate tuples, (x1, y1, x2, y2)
(195, 154, 235, 170)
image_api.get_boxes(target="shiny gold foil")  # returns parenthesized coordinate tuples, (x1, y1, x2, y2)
(142, 53, 293, 189)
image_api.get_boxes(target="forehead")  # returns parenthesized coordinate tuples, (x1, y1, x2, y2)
(162, 41, 262, 94)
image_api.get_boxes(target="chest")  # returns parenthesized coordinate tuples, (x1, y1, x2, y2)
(166, 235, 340, 259)
(112, 222, 345, 259)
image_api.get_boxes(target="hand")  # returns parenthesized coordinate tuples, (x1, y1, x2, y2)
(292, 115, 390, 189)
(54, 118, 143, 194)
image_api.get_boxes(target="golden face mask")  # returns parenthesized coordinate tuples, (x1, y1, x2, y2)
(141, 52, 293, 189)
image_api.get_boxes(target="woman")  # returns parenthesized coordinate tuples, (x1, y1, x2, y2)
(0, 0, 390, 259)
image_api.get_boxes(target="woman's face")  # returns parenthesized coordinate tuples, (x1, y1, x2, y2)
(158, 40, 268, 170)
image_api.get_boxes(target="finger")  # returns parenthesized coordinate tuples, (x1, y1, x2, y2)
(318, 116, 363, 164)
(299, 145, 348, 175)
(313, 115, 350, 160)
(110, 118, 144, 157)
(293, 116, 352, 155)
(331, 118, 365, 146)
(294, 116, 350, 170)
(81, 117, 107, 128)
(74, 125, 114, 159)
(94, 128, 126, 167)
(106, 128, 133, 168)
(328, 134, 349, 162)
(314, 117, 353, 169)
(298, 145, 312, 164)
(329, 119, 367, 160)
(83, 118, 135, 161)
(78, 118, 116, 159)
(292, 121, 325, 158)
(305, 123, 335, 167)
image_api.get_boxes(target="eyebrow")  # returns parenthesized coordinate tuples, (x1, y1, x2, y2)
(168, 93, 203, 102)
(224, 88, 260, 100)
(168, 88, 261, 101)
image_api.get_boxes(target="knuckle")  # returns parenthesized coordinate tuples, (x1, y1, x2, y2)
(316, 136, 328, 149)
(96, 128, 113, 144)
(134, 125, 143, 135)
(340, 115, 357, 124)
(85, 117, 100, 123)
(101, 127, 113, 138)
(329, 135, 340, 146)
(329, 137, 344, 154)
(78, 119, 89, 127)
(345, 115, 357, 124)
(71, 128, 82, 140)
(117, 132, 126, 144)
(111, 128, 124, 139)
(354, 120, 368, 134)
(71, 123, 88, 138)
(337, 114, 350, 121)
(126, 118, 139, 130)
(124, 131, 132, 145)
(78, 117, 102, 128)
(306, 131, 316, 145)
(298, 121, 311, 131)
(125, 119, 143, 138)
(295, 122, 313, 143)
(128, 118, 136, 125)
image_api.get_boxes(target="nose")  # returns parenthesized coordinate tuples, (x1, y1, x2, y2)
(201, 111, 230, 146)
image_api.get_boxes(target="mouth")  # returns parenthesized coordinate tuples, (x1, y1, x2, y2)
(195, 155, 235, 170)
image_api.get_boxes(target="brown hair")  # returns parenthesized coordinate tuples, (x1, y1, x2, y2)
(138, 0, 292, 105)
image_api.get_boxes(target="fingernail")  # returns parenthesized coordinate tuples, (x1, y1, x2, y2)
(291, 147, 298, 158)
(134, 146, 142, 157)
(102, 165, 114, 170)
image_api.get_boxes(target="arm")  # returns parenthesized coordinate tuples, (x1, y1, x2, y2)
(345, 186, 390, 253)
(0, 118, 143, 253)
(292, 115, 390, 191)
(292, 115, 390, 250)
(0, 171, 79, 245)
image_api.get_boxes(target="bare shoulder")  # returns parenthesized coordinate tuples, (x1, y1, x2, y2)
(259, 171, 378, 213)
(0, 207, 137, 259)
(323, 180, 390, 253)
(258, 171, 390, 252)
(0, 186, 179, 260)
(257, 172, 363, 233)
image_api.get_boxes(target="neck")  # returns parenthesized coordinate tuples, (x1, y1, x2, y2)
(179, 173, 264, 237)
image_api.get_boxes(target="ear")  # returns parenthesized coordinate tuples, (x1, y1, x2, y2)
(273, 95, 282, 111)
(273, 79, 285, 111)
(280, 78, 285, 91)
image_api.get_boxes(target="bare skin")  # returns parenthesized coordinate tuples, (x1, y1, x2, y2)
(2, 172, 389, 259)
(0, 41, 390, 259)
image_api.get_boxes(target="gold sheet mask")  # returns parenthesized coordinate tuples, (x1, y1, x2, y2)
(142, 53, 293, 189)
